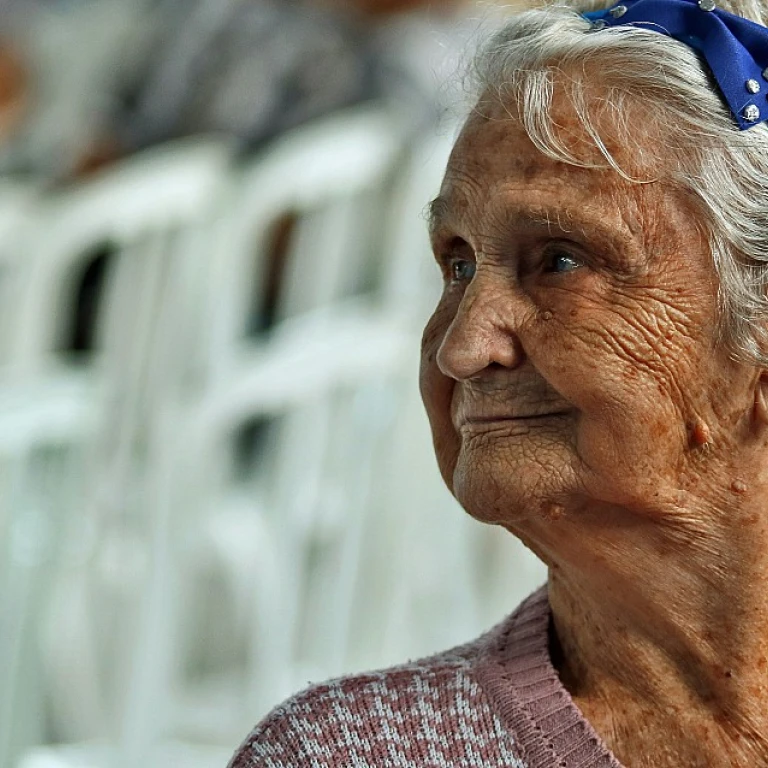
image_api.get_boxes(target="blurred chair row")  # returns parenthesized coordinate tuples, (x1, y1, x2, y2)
(0, 106, 546, 768)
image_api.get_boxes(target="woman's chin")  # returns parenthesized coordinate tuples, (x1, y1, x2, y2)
(451, 451, 579, 527)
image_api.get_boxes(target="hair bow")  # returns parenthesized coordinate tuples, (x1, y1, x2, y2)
(583, 0, 768, 129)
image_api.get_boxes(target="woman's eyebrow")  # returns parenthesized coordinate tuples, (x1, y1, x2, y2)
(427, 195, 634, 253)
(501, 205, 632, 245)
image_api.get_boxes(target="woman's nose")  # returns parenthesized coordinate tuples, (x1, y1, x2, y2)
(436, 278, 526, 381)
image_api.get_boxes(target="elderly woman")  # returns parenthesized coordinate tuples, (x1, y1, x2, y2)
(229, 0, 768, 765)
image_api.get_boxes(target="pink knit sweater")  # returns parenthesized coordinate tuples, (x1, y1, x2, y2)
(228, 587, 625, 767)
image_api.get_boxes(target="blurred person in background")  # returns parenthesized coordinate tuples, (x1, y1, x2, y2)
(75, 0, 495, 175)
(0, 0, 499, 179)
(0, 0, 147, 179)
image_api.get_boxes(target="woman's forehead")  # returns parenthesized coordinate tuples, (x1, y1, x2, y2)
(433, 102, 664, 244)
(453, 85, 664, 182)
(436, 133, 618, 232)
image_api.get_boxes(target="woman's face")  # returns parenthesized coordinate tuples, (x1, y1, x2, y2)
(420, 102, 756, 529)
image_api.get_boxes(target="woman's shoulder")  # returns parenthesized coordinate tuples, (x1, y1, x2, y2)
(227, 627, 525, 768)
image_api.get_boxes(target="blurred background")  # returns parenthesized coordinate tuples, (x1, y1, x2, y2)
(0, 1, 546, 766)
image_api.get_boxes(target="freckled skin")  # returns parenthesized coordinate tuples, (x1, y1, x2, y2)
(420, 95, 768, 767)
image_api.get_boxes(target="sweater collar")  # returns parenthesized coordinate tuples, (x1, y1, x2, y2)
(475, 586, 625, 768)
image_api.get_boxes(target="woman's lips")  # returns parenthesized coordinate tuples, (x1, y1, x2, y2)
(450, 381, 575, 431)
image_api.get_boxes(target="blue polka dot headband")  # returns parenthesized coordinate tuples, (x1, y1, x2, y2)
(583, 0, 768, 130)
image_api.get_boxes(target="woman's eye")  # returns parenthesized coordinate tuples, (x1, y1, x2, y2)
(543, 250, 582, 274)
(449, 257, 476, 283)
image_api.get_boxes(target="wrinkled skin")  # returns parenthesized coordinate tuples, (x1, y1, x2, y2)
(420, 96, 768, 767)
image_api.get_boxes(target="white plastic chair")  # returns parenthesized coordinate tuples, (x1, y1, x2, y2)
(129, 110, 414, 746)
(192, 106, 405, 389)
(7, 137, 232, 374)
(87, 107, 405, 744)
(166, 304, 416, 732)
(2, 138, 232, 768)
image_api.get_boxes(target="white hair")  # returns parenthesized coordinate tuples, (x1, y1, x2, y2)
(471, 0, 768, 364)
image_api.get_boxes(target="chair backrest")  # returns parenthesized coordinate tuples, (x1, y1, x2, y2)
(196, 106, 404, 388)
(6, 138, 231, 376)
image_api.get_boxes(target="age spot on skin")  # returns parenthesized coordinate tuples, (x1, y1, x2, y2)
(543, 502, 565, 520)
(691, 420, 712, 449)
(731, 479, 748, 495)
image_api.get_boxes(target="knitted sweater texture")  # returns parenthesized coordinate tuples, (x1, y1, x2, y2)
(228, 588, 625, 767)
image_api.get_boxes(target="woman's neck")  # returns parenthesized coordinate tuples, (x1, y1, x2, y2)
(534, 498, 768, 767)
